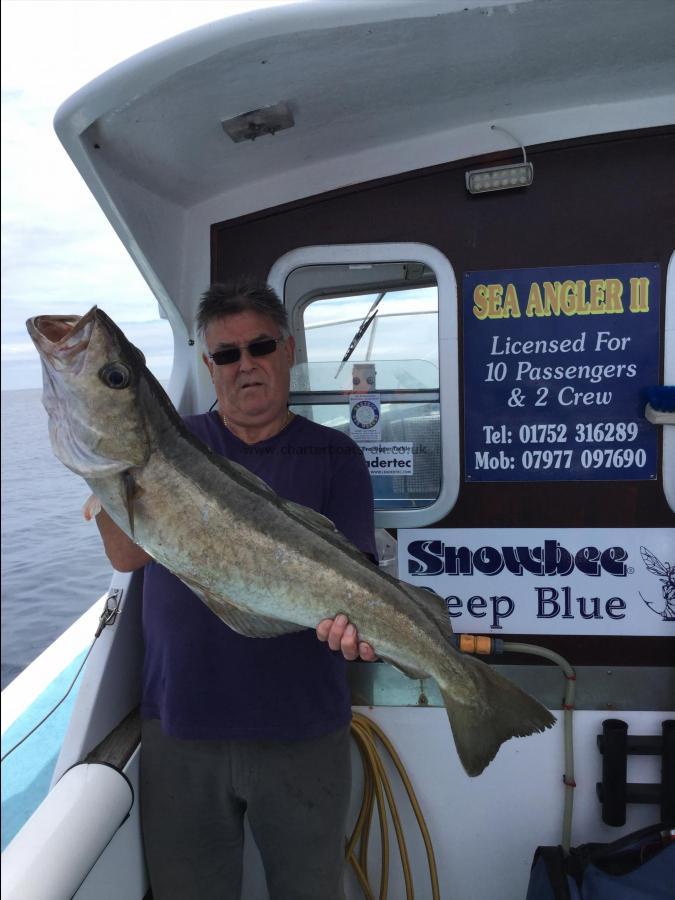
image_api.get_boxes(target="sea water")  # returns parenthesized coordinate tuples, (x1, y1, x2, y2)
(1, 389, 113, 689)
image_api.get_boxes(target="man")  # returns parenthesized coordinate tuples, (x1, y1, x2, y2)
(94, 280, 377, 900)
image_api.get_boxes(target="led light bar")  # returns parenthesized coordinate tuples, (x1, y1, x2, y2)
(465, 161, 534, 194)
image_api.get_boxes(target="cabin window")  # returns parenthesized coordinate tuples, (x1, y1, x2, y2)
(268, 244, 460, 528)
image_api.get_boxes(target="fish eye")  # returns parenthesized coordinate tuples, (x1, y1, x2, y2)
(99, 362, 132, 389)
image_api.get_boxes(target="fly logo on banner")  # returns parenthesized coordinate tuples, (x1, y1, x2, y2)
(398, 528, 675, 636)
(463, 263, 660, 482)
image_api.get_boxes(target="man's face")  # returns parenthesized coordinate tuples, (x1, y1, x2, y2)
(203, 311, 295, 425)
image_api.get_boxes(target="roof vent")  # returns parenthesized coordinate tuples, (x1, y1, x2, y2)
(221, 102, 294, 143)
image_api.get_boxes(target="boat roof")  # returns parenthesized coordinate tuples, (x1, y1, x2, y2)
(53, 0, 675, 330)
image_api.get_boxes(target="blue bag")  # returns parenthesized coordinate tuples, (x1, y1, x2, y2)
(525, 824, 675, 899)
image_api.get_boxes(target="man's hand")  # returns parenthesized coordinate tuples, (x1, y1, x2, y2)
(82, 494, 103, 521)
(316, 614, 377, 661)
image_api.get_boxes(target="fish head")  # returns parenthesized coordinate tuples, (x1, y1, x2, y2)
(26, 306, 154, 478)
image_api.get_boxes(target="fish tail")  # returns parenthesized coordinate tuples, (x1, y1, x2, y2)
(438, 654, 556, 777)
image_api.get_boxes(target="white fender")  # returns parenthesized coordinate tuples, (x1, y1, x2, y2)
(1, 762, 133, 900)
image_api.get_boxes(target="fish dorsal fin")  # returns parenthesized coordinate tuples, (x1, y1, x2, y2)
(374, 582, 447, 678)
(218, 458, 361, 557)
(223, 456, 347, 538)
(201, 435, 371, 565)
(179, 573, 305, 638)
(282, 499, 370, 560)
(284, 500, 339, 533)
(225, 457, 277, 496)
(398, 582, 452, 637)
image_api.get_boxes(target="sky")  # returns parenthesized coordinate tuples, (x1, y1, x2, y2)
(1, 0, 299, 390)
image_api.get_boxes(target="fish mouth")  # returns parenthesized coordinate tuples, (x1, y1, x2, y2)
(26, 306, 101, 455)
(26, 307, 98, 372)
(26, 305, 152, 478)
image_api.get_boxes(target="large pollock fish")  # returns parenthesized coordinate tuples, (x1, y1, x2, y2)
(27, 307, 555, 776)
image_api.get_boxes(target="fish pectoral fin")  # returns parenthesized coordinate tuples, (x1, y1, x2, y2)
(123, 472, 143, 538)
(179, 575, 305, 638)
(379, 655, 429, 681)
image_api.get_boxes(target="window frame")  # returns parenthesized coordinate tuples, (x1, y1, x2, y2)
(663, 249, 675, 513)
(268, 242, 459, 528)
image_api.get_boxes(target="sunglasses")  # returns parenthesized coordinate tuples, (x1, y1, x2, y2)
(209, 337, 284, 366)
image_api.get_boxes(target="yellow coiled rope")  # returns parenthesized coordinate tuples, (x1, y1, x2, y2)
(348, 712, 440, 900)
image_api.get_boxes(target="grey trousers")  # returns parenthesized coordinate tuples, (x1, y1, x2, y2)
(140, 719, 351, 900)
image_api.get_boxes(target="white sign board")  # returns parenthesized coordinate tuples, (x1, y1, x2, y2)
(358, 442, 414, 476)
(397, 528, 675, 636)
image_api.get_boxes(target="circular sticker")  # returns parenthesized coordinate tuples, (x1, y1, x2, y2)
(351, 400, 380, 429)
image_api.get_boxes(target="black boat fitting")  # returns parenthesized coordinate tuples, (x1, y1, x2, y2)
(596, 718, 675, 826)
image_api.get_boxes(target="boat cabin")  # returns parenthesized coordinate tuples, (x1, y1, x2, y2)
(3, 2, 674, 897)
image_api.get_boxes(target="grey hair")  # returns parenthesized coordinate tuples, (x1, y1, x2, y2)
(196, 279, 289, 347)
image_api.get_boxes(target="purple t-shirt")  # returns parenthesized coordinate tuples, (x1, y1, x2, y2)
(141, 412, 377, 740)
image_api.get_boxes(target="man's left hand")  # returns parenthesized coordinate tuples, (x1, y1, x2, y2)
(316, 615, 377, 661)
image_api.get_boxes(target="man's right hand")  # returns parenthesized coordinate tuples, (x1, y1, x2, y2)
(316, 615, 378, 662)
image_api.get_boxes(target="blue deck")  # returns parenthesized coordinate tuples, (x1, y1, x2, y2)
(1, 652, 86, 850)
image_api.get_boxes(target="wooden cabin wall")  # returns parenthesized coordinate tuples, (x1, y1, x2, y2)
(212, 127, 674, 665)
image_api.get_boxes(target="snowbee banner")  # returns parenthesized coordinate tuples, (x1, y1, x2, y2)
(397, 528, 675, 636)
